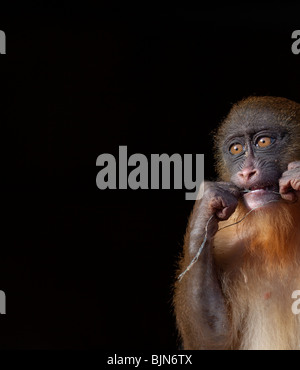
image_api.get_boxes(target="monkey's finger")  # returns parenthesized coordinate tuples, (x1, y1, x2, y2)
(279, 173, 300, 192)
(290, 178, 300, 191)
(280, 191, 298, 202)
(288, 161, 300, 171)
(279, 169, 300, 191)
(278, 176, 290, 193)
(215, 199, 238, 221)
(279, 175, 299, 201)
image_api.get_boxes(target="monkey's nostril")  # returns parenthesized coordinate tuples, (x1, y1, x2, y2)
(248, 170, 257, 179)
(238, 168, 257, 181)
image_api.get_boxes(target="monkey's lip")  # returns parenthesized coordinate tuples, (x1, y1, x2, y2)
(242, 186, 280, 210)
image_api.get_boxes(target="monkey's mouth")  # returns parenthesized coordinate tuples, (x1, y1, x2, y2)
(242, 185, 281, 210)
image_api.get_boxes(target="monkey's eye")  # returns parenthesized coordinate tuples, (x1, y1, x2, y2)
(255, 137, 274, 148)
(229, 143, 243, 155)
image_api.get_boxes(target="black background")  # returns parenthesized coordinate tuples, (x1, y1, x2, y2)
(0, 3, 299, 350)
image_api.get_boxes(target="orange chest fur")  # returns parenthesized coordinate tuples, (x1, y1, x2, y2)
(213, 201, 300, 273)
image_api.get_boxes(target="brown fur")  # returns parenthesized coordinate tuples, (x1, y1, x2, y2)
(214, 199, 300, 349)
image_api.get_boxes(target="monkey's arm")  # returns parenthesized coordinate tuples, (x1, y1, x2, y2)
(174, 182, 240, 350)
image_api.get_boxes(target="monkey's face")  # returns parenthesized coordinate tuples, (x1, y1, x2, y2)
(215, 97, 300, 210)
(224, 126, 287, 209)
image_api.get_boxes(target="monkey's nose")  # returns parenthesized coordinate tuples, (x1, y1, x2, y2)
(238, 168, 257, 182)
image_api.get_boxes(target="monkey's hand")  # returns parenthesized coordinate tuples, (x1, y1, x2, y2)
(201, 181, 241, 221)
(189, 182, 241, 242)
(279, 161, 300, 202)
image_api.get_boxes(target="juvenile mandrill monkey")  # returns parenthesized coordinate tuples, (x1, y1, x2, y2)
(174, 96, 300, 350)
